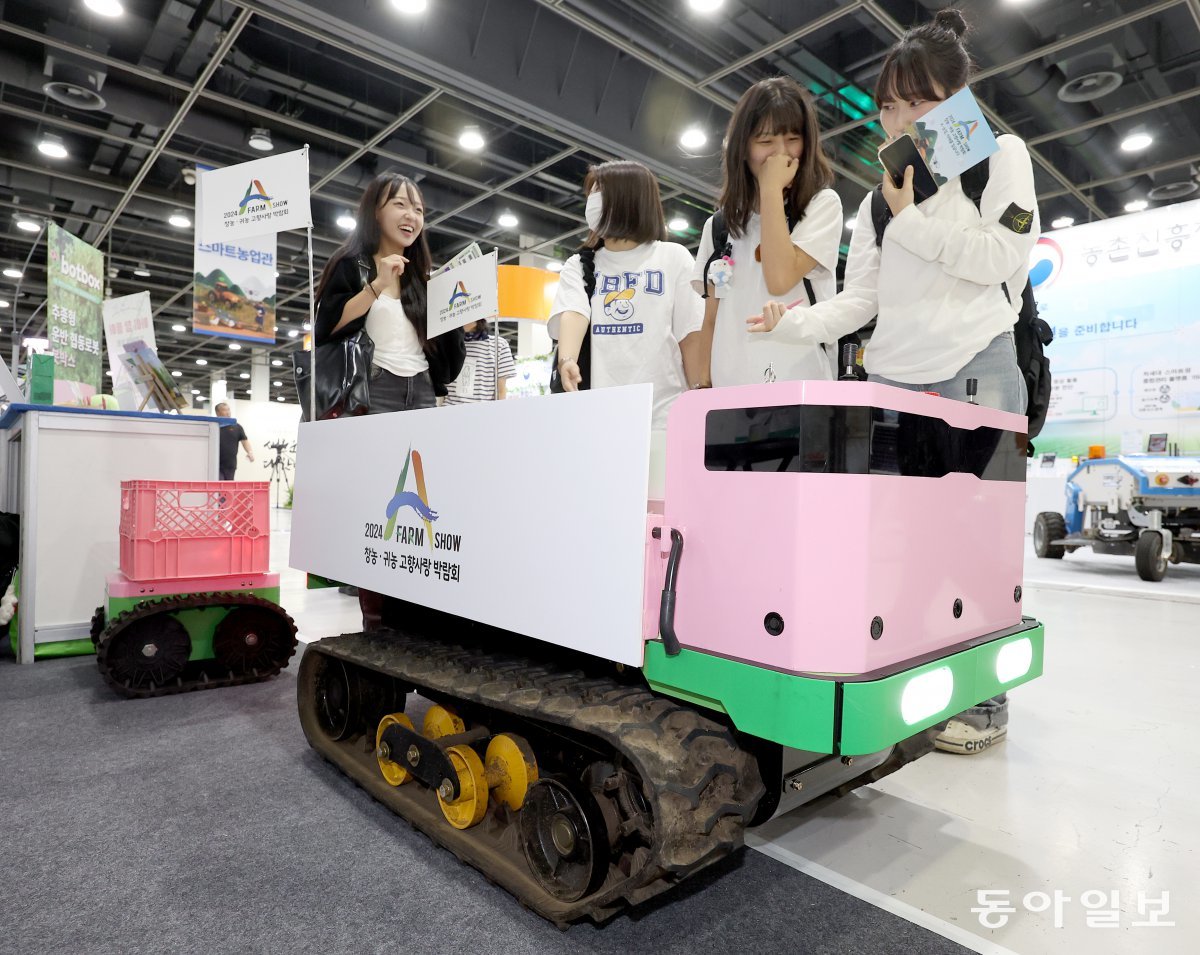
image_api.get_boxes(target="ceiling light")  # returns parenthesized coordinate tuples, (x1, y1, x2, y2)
(273, 380, 283, 387)
(1120, 132, 1153, 153)
(191, 389, 200, 395)
(271, 359, 283, 367)
(15, 218, 40, 233)
(228, 342, 242, 350)
(23, 337, 49, 351)
(288, 329, 299, 338)
(0, 300, 9, 309)
(239, 372, 250, 379)
(498, 212, 519, 229)
(276, 395, 285, 402)
(845, 218, 857, 231)
(84, 0, 125, 15)
(168, 211, 191, 228)
(247, 127, 273, 152)
(302, 322, 312, 331)
(171, 324, 186, 332)
(133, 264, 151, 277)
(274, 271, 280, 278)
(458, 126, 486, 152)
(679, 127, 707, 150)
(546, 261, 564, 273)
(105, 369, 113, 377)
(171, 370, 182, 377)
(391, 0, 429, 12)
(37, 133, 68, 159)
(195, 358, 208, 365)
(1050, 216, 1075, 229)
(336, 214, 356, 231)
(668, 216, 689, 233)
(1125, 199, 1148, 213)
(198, 396, 208, 402)
(3, 268, 22, 279)
(687, 0, 725, 11)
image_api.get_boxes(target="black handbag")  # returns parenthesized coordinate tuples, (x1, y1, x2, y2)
(292, 327, 375, 421)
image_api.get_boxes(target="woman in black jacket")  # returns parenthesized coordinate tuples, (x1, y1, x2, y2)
(315, 172, 465, 411)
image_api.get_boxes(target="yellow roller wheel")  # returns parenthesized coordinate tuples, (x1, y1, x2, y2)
(375, 712, 415, 786)
(423, 704, 466, 739)
(437, 745, 489, 830)
(485, 734, 539, 811)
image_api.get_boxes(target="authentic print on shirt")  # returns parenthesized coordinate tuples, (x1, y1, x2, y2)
(591, 269, 666, 335)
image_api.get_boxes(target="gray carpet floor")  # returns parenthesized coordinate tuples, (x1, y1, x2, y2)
(0, 650, 972, 955)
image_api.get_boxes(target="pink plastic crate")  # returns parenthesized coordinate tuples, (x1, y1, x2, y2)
(119, 480, 270, 582)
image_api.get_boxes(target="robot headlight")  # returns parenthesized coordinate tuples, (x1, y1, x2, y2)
(900, 667, 954, 725)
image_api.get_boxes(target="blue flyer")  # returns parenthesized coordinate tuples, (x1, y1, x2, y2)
(904, 86, 999, 185)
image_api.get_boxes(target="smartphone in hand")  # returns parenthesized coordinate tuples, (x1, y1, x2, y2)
(879, 134, 939, 202)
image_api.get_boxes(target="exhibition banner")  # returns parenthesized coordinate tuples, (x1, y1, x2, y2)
(194, 147, 312, 243)
(1031, 197, 1200, 455)
(46, 222, 104, 404)
(193, 232, 277, 344)
(290, 384, 653, 665)
(102, 291, 157, 411)
(427, 250, 499, 337)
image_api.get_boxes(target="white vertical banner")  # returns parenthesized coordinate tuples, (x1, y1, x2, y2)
(427, 250, 499, 337)
(195, 147, 312, 243)
(102, 291, 156, 411)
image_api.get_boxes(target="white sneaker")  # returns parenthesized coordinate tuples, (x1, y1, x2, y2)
(934, 718, 1007, 755)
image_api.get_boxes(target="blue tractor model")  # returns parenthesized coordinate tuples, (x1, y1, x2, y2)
(1033, 455, 1200, 581)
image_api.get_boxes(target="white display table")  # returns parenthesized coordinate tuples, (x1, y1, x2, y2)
(0, 404, 222, 663)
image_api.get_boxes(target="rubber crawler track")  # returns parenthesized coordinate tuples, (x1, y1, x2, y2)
(297, 630, 766, 926)
(95, 593, 298, 700)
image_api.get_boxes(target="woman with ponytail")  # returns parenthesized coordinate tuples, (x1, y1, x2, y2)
(749, 8, 1040, 754)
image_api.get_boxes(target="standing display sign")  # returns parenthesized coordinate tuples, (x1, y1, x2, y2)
(290, 384, 654, 665)
(427, 250, 499, 337)
(1031, 197, 1200, 456)
(102, 291, 157, 411)
(46, 223, 104, 404)
(192, 232, 278, 344)
(194, 147, 312, 243)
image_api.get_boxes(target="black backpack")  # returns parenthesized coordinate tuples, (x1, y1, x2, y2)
(549, 246, 597, 393)
(869, 160, 1053, 444)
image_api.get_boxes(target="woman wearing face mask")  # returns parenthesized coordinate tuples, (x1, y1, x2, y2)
(551, 160, 705, 432)
(315, 171, 465, 414)
(749, 9, 1037, 419)
(749, 9, 1039, 756)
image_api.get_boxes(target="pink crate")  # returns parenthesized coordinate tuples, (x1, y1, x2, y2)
(119, 480, 270, 582)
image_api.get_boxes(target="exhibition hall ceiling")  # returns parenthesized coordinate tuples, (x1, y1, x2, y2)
(1, 0, 1199, 404)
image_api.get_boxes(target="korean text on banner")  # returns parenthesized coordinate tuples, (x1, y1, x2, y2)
(195, 147, 312, 243)
(47, 222, 104, 404)
(1030, 196, 1200, 456)
(193, 232, 278, 344)
(103, 291, 157, 410)
(427, 250, 499, 337)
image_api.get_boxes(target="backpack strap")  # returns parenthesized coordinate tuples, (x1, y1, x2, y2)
(701, 210, 731, 299)
(578, 246, 598, 301)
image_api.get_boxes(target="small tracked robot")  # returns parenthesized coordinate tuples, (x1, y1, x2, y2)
(92, 480, 297, 698)
(1033, 455, 1200, 581)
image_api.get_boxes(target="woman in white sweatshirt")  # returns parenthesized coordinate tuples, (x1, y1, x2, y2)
(749, 8, 1038, 417)
(749, 9, 1038, 756)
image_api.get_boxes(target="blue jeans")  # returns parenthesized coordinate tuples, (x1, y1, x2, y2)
(869, 330, 1027, 415)
(873, 331, 1024, 724)
(368, 367, 435, 414)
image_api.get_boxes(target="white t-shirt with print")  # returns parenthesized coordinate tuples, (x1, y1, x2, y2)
(549, 241, 704, 430)
(691, 187, 843, 387)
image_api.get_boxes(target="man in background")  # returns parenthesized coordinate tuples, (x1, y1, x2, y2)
(215, 402, 254, 480)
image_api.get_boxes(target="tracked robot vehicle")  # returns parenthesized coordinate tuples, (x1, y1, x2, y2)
(291, 381, 1044, 925)
(92, 480, 297, 698)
